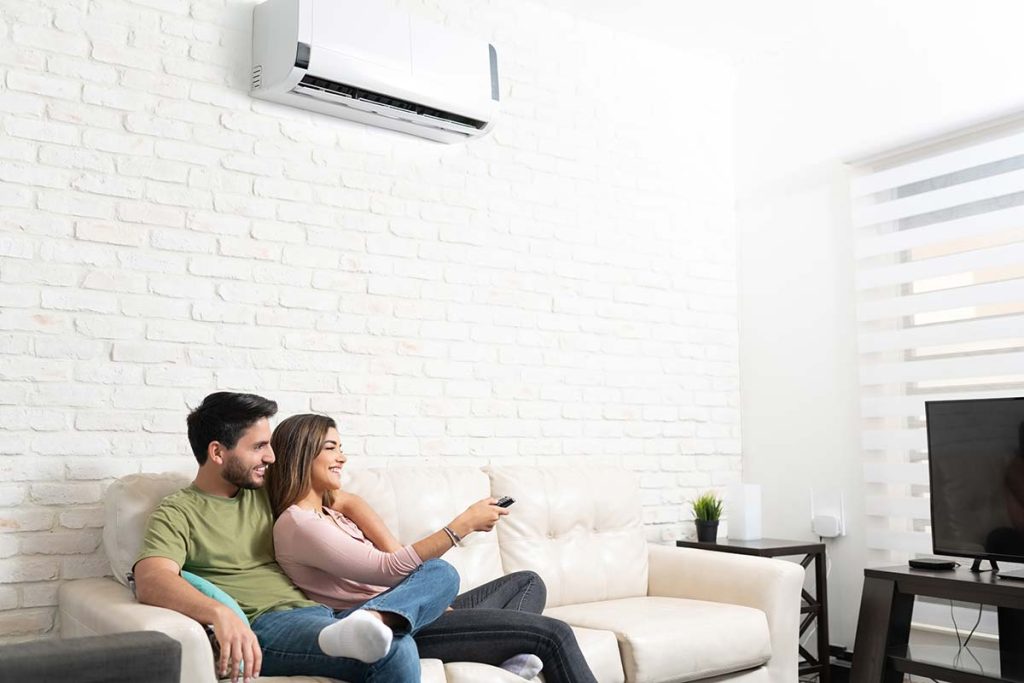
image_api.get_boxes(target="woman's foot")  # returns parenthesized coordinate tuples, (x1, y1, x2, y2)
(317, 610, 393, 663)
(500, 653, 544, 680)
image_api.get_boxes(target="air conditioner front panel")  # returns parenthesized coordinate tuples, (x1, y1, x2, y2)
(311, 0, 411, 74)
(409, 15, 491, 98)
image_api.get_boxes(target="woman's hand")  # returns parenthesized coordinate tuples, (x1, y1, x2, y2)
(411, 498, 509, 560)
(449, 497, 509, 538)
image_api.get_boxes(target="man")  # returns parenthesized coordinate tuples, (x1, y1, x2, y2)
(134, 392, 453, 682)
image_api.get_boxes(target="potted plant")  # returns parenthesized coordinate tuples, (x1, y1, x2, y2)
(691, 491, 724, 543)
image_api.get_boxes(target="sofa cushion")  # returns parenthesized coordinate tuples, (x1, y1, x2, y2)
(545, 597, 771, 683)
(104, 473, 191, 586)
(485, 466, 648, 607)
(343, 466, 505, 593)
(571, 626, 626, 683)
(443, 662, 537, 683)
(182, 570, 248, 625)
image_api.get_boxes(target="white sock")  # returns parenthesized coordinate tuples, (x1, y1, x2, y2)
(500, 653, 544, 680)
(317, 609, 393, 663)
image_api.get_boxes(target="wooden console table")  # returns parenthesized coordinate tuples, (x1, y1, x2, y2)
(676, 537, 830, 682)
(851, 565, 1024, 682)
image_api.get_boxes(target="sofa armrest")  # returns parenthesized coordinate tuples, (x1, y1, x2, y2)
(646, 544, 805, 683)
(59, 578, 217, 683)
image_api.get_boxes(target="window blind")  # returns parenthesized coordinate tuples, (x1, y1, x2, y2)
(852, 126, 1024, 563)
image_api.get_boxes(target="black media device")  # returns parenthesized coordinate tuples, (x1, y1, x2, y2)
(908, 558, 956, 570)
(495, 496, 515, 508)
(925, 397, 1024, 580)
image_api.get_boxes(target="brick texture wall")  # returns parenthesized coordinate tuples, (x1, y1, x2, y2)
(0, 0, 738, 639)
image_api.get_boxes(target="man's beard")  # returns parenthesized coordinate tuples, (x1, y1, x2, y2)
(223, 456, 264, 490)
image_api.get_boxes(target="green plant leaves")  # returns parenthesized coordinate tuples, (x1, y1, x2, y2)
(690, 491, 723, 521)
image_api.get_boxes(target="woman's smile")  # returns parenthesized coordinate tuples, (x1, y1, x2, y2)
(312, 427, 346, 492)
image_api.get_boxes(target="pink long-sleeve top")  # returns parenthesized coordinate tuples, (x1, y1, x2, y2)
(273, 505, 424, 610)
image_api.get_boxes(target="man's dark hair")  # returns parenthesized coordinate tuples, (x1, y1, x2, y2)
(186, 392, 278, 465)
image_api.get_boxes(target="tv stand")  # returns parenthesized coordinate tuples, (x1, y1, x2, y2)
(852, 565, 1024, 682)
(972, 557, 1000, 573)
(999, 568, 1024, 582)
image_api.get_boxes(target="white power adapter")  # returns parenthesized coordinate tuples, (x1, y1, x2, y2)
(810, 489, 846, 538)
(812, 514, 842, 538)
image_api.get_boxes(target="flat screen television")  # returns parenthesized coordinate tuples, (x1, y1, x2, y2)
(926, 397, 1024, 577)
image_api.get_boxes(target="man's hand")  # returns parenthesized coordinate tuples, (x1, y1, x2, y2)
(134, 557, 261, 682)
(211, 606, 262, 683)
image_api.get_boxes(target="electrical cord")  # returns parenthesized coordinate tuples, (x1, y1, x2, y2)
(950, 600, 962, 648)
(949, 600, 985, 674)
(962, 603, 983, 648)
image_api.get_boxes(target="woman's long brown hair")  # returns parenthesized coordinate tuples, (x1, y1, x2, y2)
(266, 414, 337, 518)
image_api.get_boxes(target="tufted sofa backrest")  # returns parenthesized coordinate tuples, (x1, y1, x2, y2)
(103, 465, 648, 608)
(485, 466, 649, 608)
(104, 472, 192, 587)
(343, 466, 505, 594)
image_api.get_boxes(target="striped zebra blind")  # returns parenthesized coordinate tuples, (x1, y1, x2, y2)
(852, 127, 1024, 562)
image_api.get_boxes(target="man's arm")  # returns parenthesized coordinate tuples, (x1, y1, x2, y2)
(331, 491, 403, 553)
(134, 557, 261, 683)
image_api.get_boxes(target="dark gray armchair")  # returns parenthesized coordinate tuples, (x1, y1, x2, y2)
(0, 631, 180, 683)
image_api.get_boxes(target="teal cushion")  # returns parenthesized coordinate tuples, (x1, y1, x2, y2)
(180, 571, 249, 626)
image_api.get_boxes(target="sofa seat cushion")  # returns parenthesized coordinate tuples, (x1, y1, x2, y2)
(571, 626, 626, 683)
(546, 597, 771, 683)
(444, 662, 538, 683)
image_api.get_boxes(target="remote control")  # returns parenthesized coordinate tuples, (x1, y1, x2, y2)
(495, 496, 515, 508)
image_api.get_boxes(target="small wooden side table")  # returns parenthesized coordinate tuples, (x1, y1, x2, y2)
(676, 537, 830, 682)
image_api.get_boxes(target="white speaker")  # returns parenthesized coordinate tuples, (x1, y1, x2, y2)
(726, 483, 762, 540)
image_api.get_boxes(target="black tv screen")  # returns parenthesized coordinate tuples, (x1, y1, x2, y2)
(926, 397, 1024, 563)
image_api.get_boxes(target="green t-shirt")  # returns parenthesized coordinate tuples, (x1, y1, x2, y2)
(135, 485, 317, 621)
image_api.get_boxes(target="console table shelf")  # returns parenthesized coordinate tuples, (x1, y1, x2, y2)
(852, 566, 1024, 683)
(888, 644, 1024, 683)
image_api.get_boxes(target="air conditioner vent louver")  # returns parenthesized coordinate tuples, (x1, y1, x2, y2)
(251, 65, 263, 89)
(296, 75, 486, 130)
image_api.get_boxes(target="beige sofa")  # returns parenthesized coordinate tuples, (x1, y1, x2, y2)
(58, 465, 804, 683)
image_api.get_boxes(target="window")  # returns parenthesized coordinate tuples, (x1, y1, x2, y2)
(852, 125, 1024, 565)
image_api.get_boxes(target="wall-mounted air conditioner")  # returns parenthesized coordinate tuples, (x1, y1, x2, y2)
(251, 0, 499, 143)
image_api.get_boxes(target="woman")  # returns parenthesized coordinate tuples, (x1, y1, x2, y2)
(267, 413, 598, 683)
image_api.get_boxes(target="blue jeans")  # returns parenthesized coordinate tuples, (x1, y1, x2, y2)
(252, 558, 459, 682)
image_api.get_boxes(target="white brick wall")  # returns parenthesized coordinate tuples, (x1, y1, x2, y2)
(0, 0, 739, 639)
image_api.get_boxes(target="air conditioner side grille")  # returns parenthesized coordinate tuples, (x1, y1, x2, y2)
(251, 65, 263, 89)
(296, 75, 486, 130)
